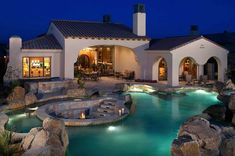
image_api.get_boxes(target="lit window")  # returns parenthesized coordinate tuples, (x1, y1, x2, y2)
(22, 57, 51, 78)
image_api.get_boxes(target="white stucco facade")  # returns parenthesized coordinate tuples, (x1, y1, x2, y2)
(147, 37, 229, 86)
(7, 5, 229, 86)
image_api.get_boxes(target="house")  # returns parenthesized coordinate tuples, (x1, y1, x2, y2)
(8, 4, 228, 86)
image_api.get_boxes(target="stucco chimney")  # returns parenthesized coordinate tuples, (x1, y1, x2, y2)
(133, 3, 146, 36)
(190, 25, 199, 36)
(9, 36, 22, 69)
(103, 15, 112, 23)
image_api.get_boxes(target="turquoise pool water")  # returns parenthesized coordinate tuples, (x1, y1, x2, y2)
(6, 89, 221, 156)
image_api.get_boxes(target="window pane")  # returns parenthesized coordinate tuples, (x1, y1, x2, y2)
(30, 57, 44, 77)
(22, 57, 29, 78)
(44, 57, 51, 77)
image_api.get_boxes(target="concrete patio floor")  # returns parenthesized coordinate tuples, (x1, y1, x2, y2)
(84, 76, 169, 93)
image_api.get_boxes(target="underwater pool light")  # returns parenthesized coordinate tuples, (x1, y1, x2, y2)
(195, 89, 209, 94)
(108, 126, 116, 131)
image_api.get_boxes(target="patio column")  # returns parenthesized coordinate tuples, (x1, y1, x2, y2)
(197, 64, 204, 79)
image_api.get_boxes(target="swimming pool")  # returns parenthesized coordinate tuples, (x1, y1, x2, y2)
(5, 89, 221, 156)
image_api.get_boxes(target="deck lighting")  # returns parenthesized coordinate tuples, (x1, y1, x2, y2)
(121, 108, 125, 114)
(80, 112, 86, 119)
(118, 109, 122, 116)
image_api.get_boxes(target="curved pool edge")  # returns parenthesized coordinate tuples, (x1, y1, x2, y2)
(36, 97, 130, 127)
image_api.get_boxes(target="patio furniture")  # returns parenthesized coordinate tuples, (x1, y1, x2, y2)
(123, 71, 135, 80)
(114, 72, 123, 79)
(186, 74, 192, 85)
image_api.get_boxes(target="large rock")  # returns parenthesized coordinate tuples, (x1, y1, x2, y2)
(66, 88, 86, 98)
(220, 136, 235, 156)
(217, 94, 230, 105)
(86, 88, 99, 97)
(171, 135, 200, 156)
(113, 83, 129, 92)
(178, 116, 221, 154)
(7, 86, 26, 109)
(21, 118, 68, 156)
(213, 81, 225, 95)
(21, 127, 43, 151)
(22, 146, 51, 156)
(228, 93, 235, 111)
(24, 92, 37, 106)
(30, 130, 48, 148)
(232, 115, 235, 125)
(203, 104, 226, 120)
(225, 79, 235, 90)
(7, 86, 25, 102)
(8, 100, 25, 109)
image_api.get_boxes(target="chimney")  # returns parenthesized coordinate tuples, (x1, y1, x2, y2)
(190, 25, 199, 36)
(133, 3, 146, 36)
(9, 36, 22, 71)
(103, 15, 112, 23)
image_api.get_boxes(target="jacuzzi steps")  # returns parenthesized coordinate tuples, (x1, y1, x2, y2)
(91, 101, 117, 118)
(100, 104, 115, 109)
(97, 107, 114, 113)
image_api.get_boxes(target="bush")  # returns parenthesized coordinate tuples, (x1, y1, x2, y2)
(0, 130, 13, 156)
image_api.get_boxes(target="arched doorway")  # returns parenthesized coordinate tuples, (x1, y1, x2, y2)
(152, 57, 168, 82)
(179, 57, 197, 81)
(204, 57, 218, 80)
(158, 58, 167, 81)
(79, 54, 90, 68)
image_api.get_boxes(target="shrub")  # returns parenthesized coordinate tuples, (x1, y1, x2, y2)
(0, 130, 13, 156)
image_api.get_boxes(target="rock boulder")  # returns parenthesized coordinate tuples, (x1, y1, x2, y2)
(178, 116, 221, 154)
(228, 93, 235, 111)
(7, 86, 25, 102)
(203, 104, 226, 120)
(220, 136, 235, 156)
(225, 79, 235, 90)
(21, 118, 68, 156)
(24, 92, 37, 106)
(171, 135, 200, 156)
(66, 88, 86, 98)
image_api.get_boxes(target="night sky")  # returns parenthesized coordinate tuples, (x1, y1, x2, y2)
(0, 0, 235, 43)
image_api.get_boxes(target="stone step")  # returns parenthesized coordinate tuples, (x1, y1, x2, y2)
(91, 112, 113, 117)
(102, 100, 116, 106)
(100, 104, 115, 109)
(97, 108, 114, 113)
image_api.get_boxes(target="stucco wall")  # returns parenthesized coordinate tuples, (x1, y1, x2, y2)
(63, 38, 149, 79)
(170, 38, 228, 85)
(20, 50, 62, 78)
(114, 46, 140, 78)
(146, 51, 171, 81)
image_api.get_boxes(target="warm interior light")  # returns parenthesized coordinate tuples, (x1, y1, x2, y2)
(80, 112, 86, 119)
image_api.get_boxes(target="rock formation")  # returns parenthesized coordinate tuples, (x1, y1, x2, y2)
(172, 93, 235, 156)
(7, 86, 26, 109)
(21, 118, 68, 156)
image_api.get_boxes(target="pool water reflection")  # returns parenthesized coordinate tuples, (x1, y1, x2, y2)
(6, 90, 221, 156)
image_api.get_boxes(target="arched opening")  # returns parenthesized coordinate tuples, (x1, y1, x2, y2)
(179, 57, 197, 81)
(74, 45, 139, 79)
(152, 57, 168, 82)
(78, 54, 90, 69)
(204, 57, 218, 80)
(158, 58, 167, 81)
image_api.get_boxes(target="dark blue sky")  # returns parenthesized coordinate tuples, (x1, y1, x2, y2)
(0, 0, 235, 43)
